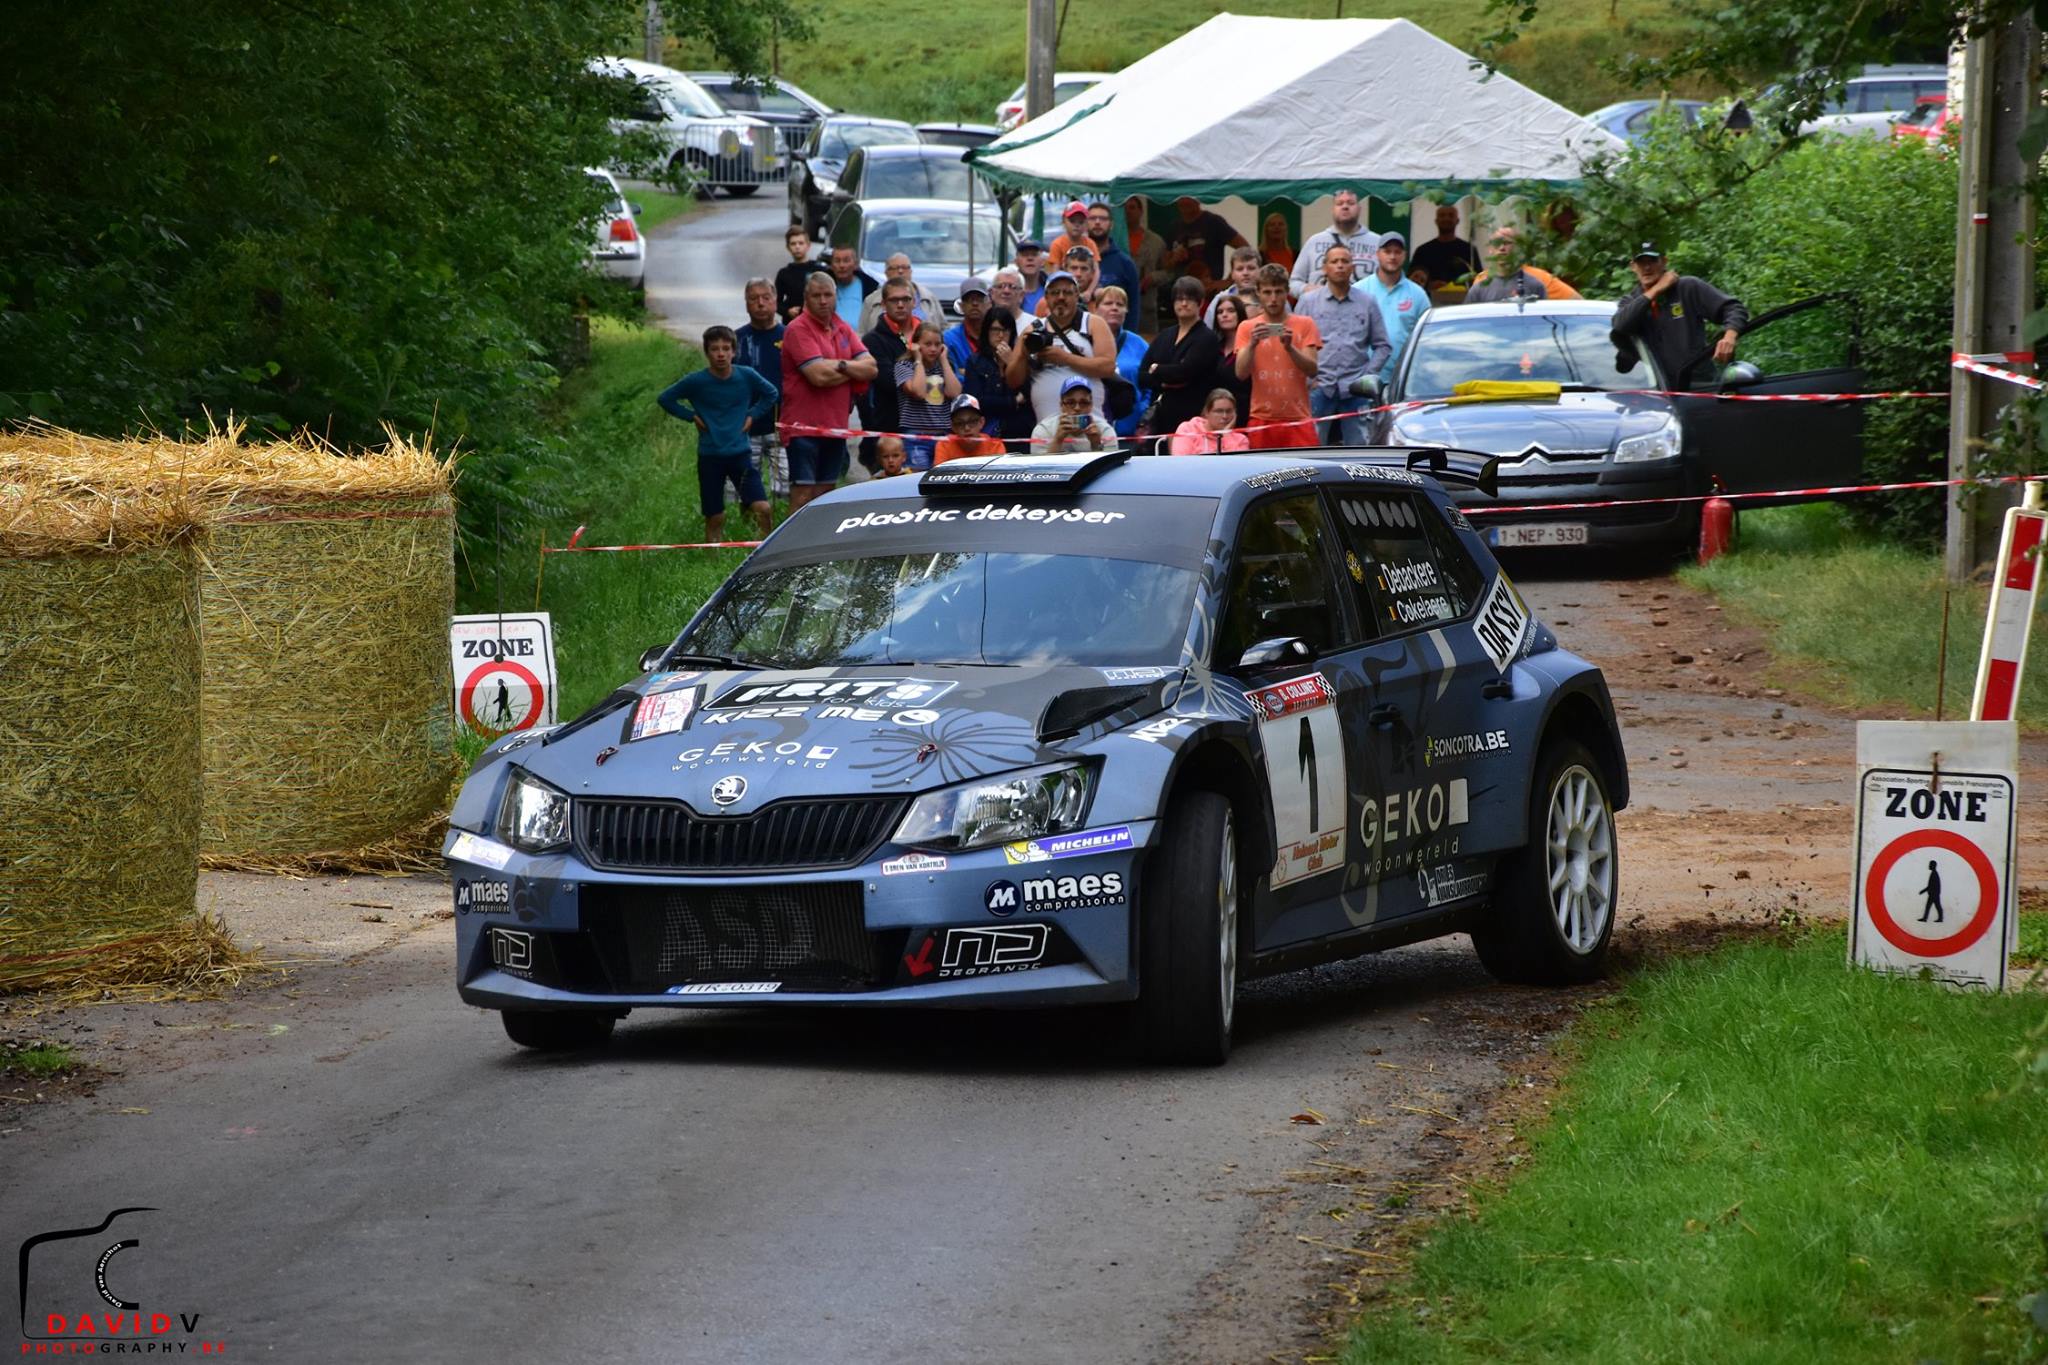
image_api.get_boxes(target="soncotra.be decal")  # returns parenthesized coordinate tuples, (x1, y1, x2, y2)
(1249, 673, 1347, 888)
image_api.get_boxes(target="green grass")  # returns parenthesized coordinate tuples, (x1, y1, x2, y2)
(669, 1, 1710, 127)
(1, 1042, 78, 1077)
(1344, 927, 2048, 1364)
(623, 184, 705, 235)
(462, 317, 756, 720)
(1681, 503, 2048, 724)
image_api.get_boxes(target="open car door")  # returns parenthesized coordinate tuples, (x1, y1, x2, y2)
(1671, 294, 1866, 497)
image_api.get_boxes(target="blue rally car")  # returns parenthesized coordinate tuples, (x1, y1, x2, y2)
(444, 450, 1628, 1064)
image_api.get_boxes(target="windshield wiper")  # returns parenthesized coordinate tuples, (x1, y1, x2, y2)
(660, 651, 785, 670)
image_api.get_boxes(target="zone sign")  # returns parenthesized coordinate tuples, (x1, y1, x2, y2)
(450, 612, 559, 736)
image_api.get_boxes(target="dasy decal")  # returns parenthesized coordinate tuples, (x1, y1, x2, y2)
(1472, 573, 1531, 673)
(1250, 673, 1347, 888)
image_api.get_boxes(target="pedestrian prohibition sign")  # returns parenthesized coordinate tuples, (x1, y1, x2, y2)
(450, 612, 558, 737)
(1851, 721, 2016, 990)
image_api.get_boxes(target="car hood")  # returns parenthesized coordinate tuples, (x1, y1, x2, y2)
(495, 663, 1181, 814)
(1389, 390, 1671, 459)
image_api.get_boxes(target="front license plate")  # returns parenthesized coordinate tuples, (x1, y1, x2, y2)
(1493, 523, 1589, 548)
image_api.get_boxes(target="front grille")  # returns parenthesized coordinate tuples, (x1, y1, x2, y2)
(582, 882, 880, 990)
(575, 796, 907, 873)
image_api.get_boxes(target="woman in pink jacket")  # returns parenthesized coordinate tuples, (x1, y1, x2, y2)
(1169, 388, 1251, 454)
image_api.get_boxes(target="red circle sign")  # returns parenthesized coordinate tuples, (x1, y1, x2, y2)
(459, 659, 545, 734)
(1862, 828, 2000, 957)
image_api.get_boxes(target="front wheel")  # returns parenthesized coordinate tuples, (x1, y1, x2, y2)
(502, 1009, 617, 1051)
(1471, 738, 1617, 985)
(726, 183, 760, 198)
(1128, 789, 1238, 1065)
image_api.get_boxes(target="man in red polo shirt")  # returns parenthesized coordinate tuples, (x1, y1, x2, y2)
(781, 272, 878, 511)
(1234, 264, 1322, 449)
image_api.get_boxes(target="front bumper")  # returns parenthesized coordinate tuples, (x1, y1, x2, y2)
(1455, 458, 1694, 548)
(445, 820, 1153, 1012)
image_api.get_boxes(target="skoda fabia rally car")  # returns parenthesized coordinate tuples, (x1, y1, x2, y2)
(445, 450, 1628, 1064)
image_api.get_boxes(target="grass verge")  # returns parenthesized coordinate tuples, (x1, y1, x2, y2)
(668, 0, 1707, 126)
(1344, 923, 2048, 1363)
(624, 184, 706, 235)
(461, 316, 756, 721)
(1680, 503, 2048, 724)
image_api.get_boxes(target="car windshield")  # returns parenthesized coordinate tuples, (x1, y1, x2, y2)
(681, 552, 1199, 667)
(1400, 313, 1650, 398)
(656, 77, 728, 120)
(585, 173, 625, 218)
(823, 123, 917, 159)
(866, 154, 975, 200)
(862, 211, 1006, 267)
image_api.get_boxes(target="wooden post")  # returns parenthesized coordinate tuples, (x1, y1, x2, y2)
(1026, 0, 1056, 124)
(1947, 17, 2041, 584)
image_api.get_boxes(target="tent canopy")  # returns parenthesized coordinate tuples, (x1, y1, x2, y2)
(969, 14, 1623, 205)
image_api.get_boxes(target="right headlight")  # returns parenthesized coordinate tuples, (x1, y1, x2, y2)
(496, 768, 571, 852)
(892, 763, 1094, 852)
(1612, 413, 1682, 463)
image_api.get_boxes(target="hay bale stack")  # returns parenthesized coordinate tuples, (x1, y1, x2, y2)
(1, 426, 458, 862)
(0, 476, 207, 988)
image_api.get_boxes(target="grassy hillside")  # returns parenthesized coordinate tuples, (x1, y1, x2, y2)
(671, 0, 1709, 125)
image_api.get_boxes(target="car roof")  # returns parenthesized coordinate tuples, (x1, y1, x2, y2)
(1424, 299, 1617, 319)
(853, 197, 1006, 217)
(918, 122, 1001, 133)
(822, 451, 1457, 507)
(863, 144, 965, 160)
(824, 114, 916, 129)
(1852, 63, 1947, 77)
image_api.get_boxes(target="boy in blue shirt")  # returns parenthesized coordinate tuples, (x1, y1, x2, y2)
(657, 325, 780, 542)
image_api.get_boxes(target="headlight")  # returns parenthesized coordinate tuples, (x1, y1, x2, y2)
(1612, 414, 1682, 463)
(497, 769, 571, 851)
(893, 763, 1094, 851)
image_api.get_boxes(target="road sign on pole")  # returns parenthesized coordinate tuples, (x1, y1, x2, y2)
(1851, 720, 2016, 990)
(1970, 480, 2047, 721)
(450, 612, 558, 737)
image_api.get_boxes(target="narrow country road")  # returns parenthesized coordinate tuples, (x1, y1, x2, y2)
(10, 197, 2023, 1363)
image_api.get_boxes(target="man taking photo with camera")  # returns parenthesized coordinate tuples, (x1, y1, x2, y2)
(1003, 269, 1117, 429)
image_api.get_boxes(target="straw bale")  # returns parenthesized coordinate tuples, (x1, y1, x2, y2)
(0, 480, 207, 990)
(0, 425, 459, 861)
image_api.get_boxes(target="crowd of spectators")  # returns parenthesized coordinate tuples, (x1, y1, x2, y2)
(664, 186, 1585, 523)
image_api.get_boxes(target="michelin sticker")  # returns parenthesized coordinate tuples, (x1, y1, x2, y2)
(1003, 826, 1134, 864)
(1472, 572, 1530, 673)
(1248, 673, 1347, 887)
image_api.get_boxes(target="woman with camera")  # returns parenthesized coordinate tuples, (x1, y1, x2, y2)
(1003, 270, 1117, 427)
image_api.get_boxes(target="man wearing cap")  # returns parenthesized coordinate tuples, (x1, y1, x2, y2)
(1611, 242, 1748, 389)
(859, 252, 945, 331)
(1046, 202, 1091, 273)
(1464, 227, 1580, 303)
(1032, 375, 1108, 454)
(1006, 269, 1116, 423)
(944, 277, 991, 370)
(1290, 188, 1379, 299)
(1037, 245, 1102, 315)
(1362, 233, 1431, 389)
(1297, 245, 1390, 446)
(1083, 202, 1141, 315)
(933, 394, 1008, 464)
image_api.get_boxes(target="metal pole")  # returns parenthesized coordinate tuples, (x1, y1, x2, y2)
(1026, 0, 1056, 124)
(643, 0, 663, 64)
(1946, 18, 2040, 583)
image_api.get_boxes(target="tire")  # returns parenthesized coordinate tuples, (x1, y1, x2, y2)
(1471, 738, 1618, 985)
(501, 1009, 617, 1051)
(1128, 789, 1239, 1065)
(727, 184, 760, 198)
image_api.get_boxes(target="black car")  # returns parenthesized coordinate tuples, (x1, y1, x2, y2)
(788, 115, 920, 237)
(917, 122, 1003, 150)
(1372, 298, 1864, 551)
(689, 72, 833, 158)
(821, 144, 999, 241)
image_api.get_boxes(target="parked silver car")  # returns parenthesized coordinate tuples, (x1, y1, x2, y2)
(588, 57, 780, 195)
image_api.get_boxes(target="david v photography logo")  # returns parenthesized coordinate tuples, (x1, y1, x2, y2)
(17, 1207, 227, 1353)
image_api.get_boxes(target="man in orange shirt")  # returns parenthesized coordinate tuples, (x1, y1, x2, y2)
(1465, 227, 1581, 303)
(932, 395, 1008, 463)
(1044, 201, 1090, 273)
(1233, 264, 1322, 450)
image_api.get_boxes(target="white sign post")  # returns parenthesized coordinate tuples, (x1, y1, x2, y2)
(1969, 480, 2046, 722)
(1850, 720, 2016, 990)
(450, 612, 559, 736)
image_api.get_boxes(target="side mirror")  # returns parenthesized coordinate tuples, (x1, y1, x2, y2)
(1348, 373, 1382, 401)
(1718, 360, 1762, 391)
(638, 645, 668, 673)
(831, 187, 851, 202)
(1236, 637, 1317, 672)
(626, 200, 645, 216)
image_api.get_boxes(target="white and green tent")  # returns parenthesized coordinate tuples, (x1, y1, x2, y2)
(969, 14, 1621, 205)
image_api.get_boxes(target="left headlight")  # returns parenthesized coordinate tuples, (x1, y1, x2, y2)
(893, 762, 1094, 852)
(1612, 413, 1682, 463)
(497, 769, 571, 852)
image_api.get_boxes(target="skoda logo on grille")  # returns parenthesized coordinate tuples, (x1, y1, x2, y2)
(711, 775, 747, 808)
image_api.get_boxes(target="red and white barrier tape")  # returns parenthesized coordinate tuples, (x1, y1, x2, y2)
(1951, 350, 2044, 391)
(1461, 472, 2034, 517)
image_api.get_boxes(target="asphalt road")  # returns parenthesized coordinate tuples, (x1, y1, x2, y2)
(641, 189, 792, 346)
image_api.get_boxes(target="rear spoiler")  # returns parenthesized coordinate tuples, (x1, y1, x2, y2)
(1324, 447, 1500, 498)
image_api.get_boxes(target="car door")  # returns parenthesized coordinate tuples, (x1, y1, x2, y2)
(1212, 492, 1370, 951)
(1324, 486, 1510, 927)
(1671, 293, 1867, 495)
